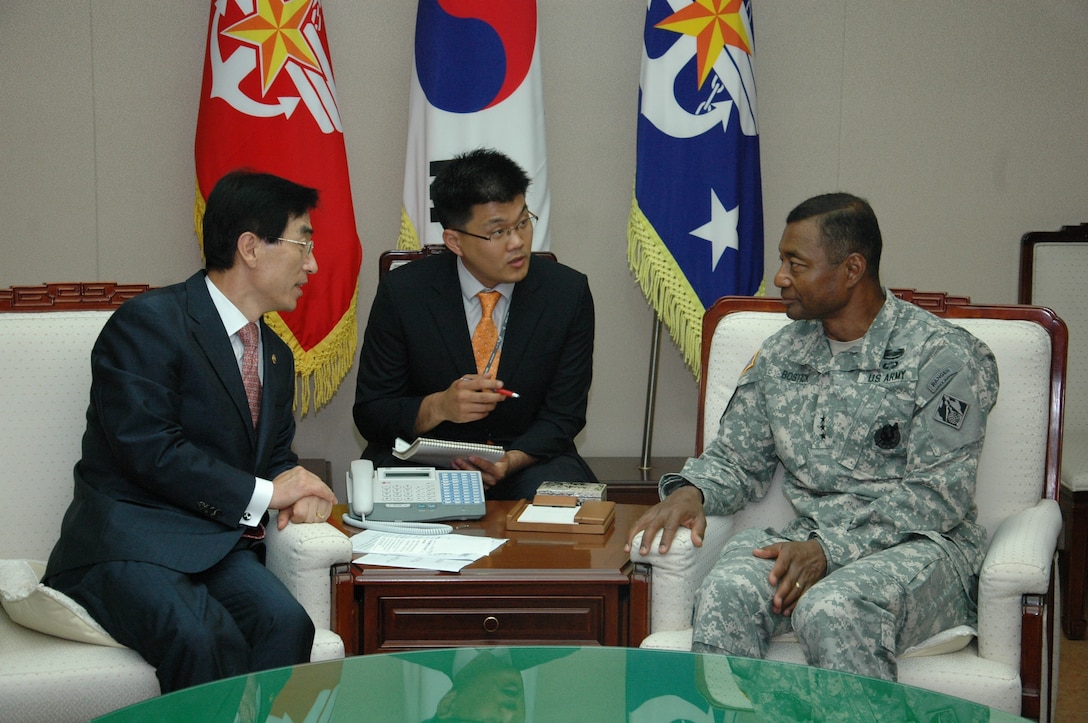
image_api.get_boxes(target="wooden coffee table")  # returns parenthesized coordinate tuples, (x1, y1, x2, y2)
(329, 501, 650, 656)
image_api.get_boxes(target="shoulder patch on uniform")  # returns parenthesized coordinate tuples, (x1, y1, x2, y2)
(741, 350, 759, 376)
(926, 364, 961, 394)
(935, 393, 970, 430)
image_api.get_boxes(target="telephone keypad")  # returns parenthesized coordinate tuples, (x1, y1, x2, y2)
(439, 470, 485, 506)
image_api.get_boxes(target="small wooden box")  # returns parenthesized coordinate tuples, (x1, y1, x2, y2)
(505, 499, 616, 535)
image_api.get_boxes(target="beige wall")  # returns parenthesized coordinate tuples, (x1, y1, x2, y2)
(4, 1, 1087, 497)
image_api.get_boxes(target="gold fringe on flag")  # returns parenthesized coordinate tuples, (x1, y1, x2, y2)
(264, 290, 359, 416)
(397, 207, 422, 250)
(627, 193, 706, 380)
(627, 193, 768, 381)
(194, 181, 208, 265)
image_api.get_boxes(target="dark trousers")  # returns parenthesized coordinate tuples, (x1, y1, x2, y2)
(49, 540, 314, 694)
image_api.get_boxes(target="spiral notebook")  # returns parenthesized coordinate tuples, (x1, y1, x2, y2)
(392, 436, 505, 468)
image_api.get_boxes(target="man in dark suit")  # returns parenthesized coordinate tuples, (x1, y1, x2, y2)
(354, 149, 596, 500)
(44, 170, 338, 693)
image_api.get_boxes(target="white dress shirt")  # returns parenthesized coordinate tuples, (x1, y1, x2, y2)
(205, 276, 274, 527)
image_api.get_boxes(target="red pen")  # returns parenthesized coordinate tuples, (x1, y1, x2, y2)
(496, 388, 520, 398)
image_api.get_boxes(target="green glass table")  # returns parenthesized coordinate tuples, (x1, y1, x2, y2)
(93, 646, 1028, 722)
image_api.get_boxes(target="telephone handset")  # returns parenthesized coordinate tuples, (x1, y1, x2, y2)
(342, 459, 486, 535)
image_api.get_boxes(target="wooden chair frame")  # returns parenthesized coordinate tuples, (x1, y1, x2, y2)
(0, 282, 152, 311)
(378, 244, 557, 278)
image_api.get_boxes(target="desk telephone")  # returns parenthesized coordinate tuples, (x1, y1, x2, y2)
(343, 460, 486, 534)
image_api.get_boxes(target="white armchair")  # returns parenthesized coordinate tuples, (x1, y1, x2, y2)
(0, 284, 352, 723)
(1020, 224, 1088, 641)
(632, 291, 1065, 721)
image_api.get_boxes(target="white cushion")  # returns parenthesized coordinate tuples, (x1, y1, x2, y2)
(900, 624, 975, 658)
(0, 311, 114, 561)
(0, 609, 158, 723)
(771, 626, 977, 658)
(641, 625, 974, 659)
(0, 559, 121, 648)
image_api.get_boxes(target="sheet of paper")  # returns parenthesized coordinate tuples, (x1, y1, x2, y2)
(353, 553, 476, 573)
(349, 529, 506, 571)
(350, 529, 505, 557)
(516, 504, 579, 524)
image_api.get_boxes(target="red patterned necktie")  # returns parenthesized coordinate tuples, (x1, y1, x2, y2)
(472, 291, 501, 376)
(237, 322, 265, 540)
(238, 322, 262, 428)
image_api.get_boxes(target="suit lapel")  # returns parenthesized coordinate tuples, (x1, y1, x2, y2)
(426, 256, 478, 373)
(185, 273, 257, 444)
(500, 263, 546, 377)
(253, 318, 283, 459)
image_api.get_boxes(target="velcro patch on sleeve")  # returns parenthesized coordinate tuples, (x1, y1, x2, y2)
(926, 364, 962, 395)
(935, 393, 970, 430)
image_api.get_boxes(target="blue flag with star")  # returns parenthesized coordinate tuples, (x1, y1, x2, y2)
(628, 0, 763, 377)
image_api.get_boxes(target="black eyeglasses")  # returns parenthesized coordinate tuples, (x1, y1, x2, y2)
(451, 211, 538, 243)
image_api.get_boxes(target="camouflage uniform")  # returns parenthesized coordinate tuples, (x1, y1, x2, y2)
(665, 292, 998, 680)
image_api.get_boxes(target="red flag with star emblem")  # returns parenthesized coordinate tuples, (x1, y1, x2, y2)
(194, 0, 362, 414)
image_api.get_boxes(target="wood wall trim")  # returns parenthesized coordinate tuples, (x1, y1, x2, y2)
(0, 282, 152, 311)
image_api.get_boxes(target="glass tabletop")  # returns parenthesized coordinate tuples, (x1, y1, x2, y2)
(93, 645, 1028, 722)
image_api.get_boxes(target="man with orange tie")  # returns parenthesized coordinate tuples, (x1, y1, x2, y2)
(354, 149, 597, 499)
(44, 170, 338, 693)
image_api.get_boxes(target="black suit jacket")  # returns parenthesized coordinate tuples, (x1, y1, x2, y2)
(353, 253, 594, 466)
(46, 272, 299, 576)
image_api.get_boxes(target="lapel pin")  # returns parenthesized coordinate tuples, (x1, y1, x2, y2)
(271, 354, 278, 365)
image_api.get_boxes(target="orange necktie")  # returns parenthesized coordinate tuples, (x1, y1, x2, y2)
(472, 291, 501, 376)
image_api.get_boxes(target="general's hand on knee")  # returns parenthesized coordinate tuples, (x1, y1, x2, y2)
(754, 540, 827, 615)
